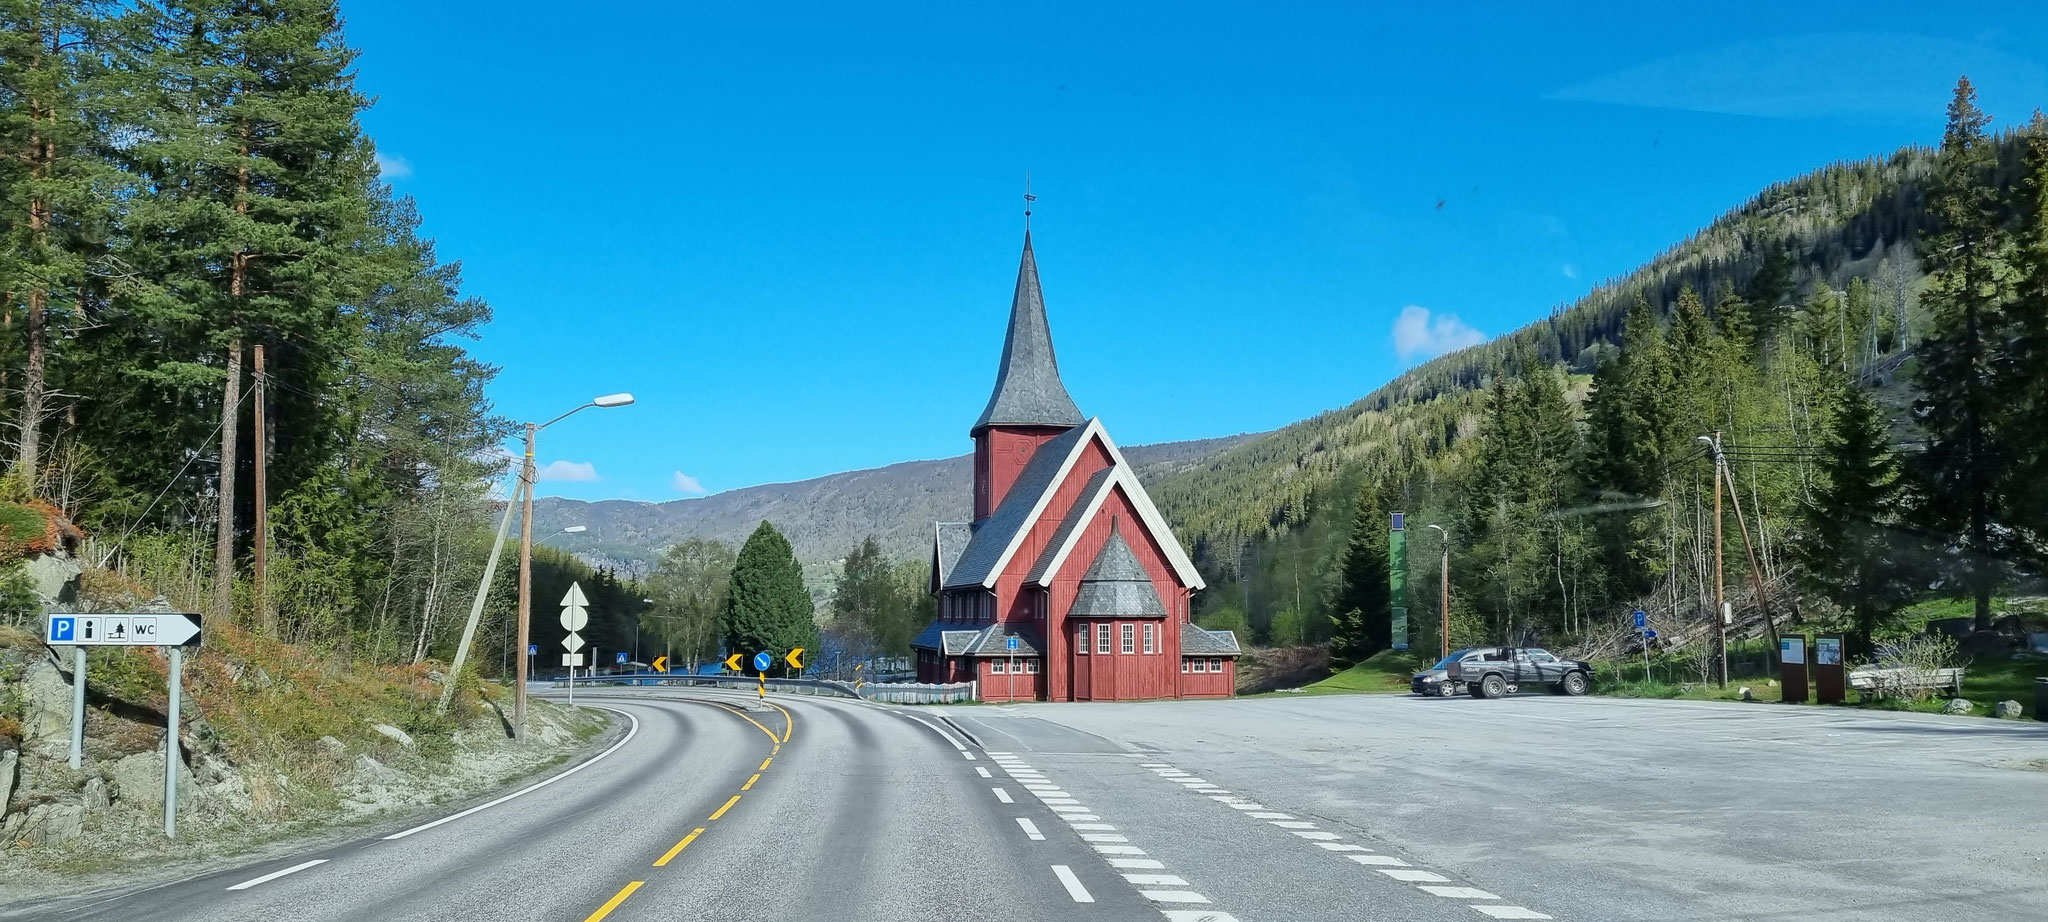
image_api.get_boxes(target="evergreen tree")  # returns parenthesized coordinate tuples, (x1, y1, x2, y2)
(1911, 76, 2012, 632)
(2003, 113, 2048, 556)
(722, 521, 817, 676)
(1795, 376, 1913, 654)
(1328, 478, 1390, 668)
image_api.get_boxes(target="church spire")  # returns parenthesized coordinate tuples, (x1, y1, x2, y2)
(971, 231, 1085, 435)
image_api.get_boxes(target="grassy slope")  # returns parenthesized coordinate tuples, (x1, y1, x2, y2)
(1304, 649, 1430, 694)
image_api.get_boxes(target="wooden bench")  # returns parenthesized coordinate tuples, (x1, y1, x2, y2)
(1847, 666, 1966, 698)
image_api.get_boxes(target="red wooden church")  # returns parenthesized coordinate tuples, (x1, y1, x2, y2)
(911, 231, 1241, 701)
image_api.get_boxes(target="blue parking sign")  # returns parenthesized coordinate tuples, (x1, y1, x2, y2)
(1633, 609, 1647, 630)
(49, 616, 76, 643)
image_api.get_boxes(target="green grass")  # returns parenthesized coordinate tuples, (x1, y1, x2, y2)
(1957, 655, 2045, 718)
(1304, 649, 1430, 694)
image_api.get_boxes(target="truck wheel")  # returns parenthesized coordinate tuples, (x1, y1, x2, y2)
(1467, 682, 1487, 699)
(1480, 674, 1507, 699)
(1560, 671, 1589, 696)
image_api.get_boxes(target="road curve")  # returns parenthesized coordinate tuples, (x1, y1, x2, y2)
(3, 689, 1168, 922)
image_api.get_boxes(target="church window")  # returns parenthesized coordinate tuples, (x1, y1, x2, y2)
(1120, 623, 1135, 654)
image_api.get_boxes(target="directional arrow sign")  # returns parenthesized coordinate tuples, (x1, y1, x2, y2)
(563, 631, 586, 652)
(559, 582, 589, 631)
(723, 653, 743, 672)
(651, 656, 669, 673)
(785, 647, 805, 671)
(751, 651, 773, 672)
(48, 612, 202, 647)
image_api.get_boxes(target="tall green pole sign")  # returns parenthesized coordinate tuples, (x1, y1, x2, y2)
(1389, 512, 1408, 651)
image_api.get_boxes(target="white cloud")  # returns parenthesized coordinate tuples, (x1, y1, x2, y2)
(1562, 263, 1580, 279)
(537, 460, 599, 482)
(1392, 305, 1486, 362)
(671, 471, 706, 495)
(374, 151, 413, 179)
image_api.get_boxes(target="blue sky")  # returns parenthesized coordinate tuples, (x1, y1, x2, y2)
(341, 1, 2048, 502)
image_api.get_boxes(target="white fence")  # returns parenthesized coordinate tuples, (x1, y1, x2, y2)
(858, 680, 979, 704)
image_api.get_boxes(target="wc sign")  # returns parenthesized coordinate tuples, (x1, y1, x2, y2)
(47, 612, 204, 648)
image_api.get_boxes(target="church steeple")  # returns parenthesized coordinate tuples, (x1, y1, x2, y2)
(971, 232, 1085, 435)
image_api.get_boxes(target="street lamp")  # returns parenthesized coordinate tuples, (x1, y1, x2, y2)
(516, 394, 635, 741)
(1426, 525, 1450, 660)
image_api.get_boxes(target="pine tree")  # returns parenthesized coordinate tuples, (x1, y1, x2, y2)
(2002, 112, 2048, 556)
(1795, 376, 1912, 654)
(1911, 76, 2012, 632)
(722, 521, 817, 675)
(1329, 478, 1390, 668)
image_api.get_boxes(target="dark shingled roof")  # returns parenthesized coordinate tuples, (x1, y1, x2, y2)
(1025, 467, 1117, 584)
(910, 621, 984, 655)
(945, 423, 1093, 589)
(961, 624, 1044, 657)
(1181, 627, 1243, 656)
(971, 232, 1085, 434)
(930, 522, 973, 593)
(1069, 531, 1167, 618)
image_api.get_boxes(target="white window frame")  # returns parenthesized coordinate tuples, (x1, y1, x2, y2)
(1120, 623, 1135, 654)
(990, 659, 1006, 674)
(1181, 658, 1190, 673)
(1077, 623, 1089, 655)
(1191, 658, 1206, 673)
(1143, 623, 1156, 654)
(1025, 659, 1039, 674)
(1096, 623, 1112, 655)
(1208, 657, 1222, 672)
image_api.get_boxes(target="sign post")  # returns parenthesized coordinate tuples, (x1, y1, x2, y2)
(1633, 610, 1649, 681)
(1389, 513, 1408, 651)
(1780, 634, 1810, 703)
(560, 582, 588, 700)
(1814, 634, 1845, 704)
(1006, 635, 1018, 699)
(46, 612, 203, 838)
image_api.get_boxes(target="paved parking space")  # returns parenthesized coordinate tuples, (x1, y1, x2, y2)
(976, 692, 2048, 922)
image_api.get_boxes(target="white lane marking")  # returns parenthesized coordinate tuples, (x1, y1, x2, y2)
(1473, 907, 1553, 920)
(225, 859, 328, 891)
(1142, 890, 1212, 903)
(1061, 813, 1102, 821)
(1318, 843, 1370, 852)
(1051, 865, 1094, 903)
(1271, 820, 1317, 829)
(1070, 822, 1116, 830)
(1293, 831, 1340, 840)
(1209, 795, 1241, 801)
(1140, 763, 1171, 767)
(1379, 869, 1451, 883)
(1162, 913, 1241, 922)
(992, 787, 1013, 804)
(1227, 803, 1265, 810)
(900, 712, 967, 750)
(1050, 804, 1089, 813)
(1016, 817, 1044, 840)
(962, 752, 976, 760)
(986, 750, 1011, 755)
(1108, 857, 1165, 869)
(1248, 811, 1292, 819)
(1080, 833, 1129, 843)
(384, 708, 641, 841)
(1348, 854, 1409, 866)
(975, 766, 991, 778)
(1420, 886, 1502, 899)
(1040, 798, 1081, 805)
(1092, 844, 1146, 855)
(1123, 873, 1189, 886)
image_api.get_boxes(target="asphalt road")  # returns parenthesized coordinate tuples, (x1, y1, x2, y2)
(9, 687, 2045, 921)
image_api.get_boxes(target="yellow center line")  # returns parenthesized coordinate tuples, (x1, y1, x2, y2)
(709, 795, 741, 820)
(758, 756, 772, 772)
(706, 702, 782, 747)
(741, 773, 761, 790)
(652, 828, 705, 867)
(582, 881, 643, 922)
(764, 701, 794, 742)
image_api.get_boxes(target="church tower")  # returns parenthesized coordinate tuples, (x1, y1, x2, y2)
(970, 232, 1084, 520)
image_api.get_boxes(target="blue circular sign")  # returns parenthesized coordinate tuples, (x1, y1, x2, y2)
(752, 651, 772, 672)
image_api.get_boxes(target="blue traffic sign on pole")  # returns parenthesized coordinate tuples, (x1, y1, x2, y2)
(50, 617, 76, 643)
(1006, 635, 1018, 651)
(1633, 609, 1647, 630)
(1644, 629, 1658, 640)
(616, 651, 628, 664)
(527, 644, 537, 656)
(752, 651, 772, 672)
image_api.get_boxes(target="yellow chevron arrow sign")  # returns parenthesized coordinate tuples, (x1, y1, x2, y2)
(724, 653, 743, 672)
(785, 647, 805, 671)
(651, 656, 668, 674)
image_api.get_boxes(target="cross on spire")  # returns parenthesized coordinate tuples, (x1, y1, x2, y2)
(1024, 171, 1036, 231)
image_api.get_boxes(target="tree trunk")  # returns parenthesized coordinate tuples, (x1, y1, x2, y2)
(215, 342, 242, 619)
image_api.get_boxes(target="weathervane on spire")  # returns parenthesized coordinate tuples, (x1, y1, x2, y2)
(1024, 171, 1036, 231)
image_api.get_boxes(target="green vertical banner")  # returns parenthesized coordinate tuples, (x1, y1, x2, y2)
(1389, 512, 1408, 651)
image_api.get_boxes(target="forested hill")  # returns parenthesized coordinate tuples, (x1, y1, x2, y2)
(1154, 144, 1951, 564)
(533, 434, 1255, 580)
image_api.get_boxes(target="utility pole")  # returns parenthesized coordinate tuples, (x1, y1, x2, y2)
(215, 343, 242, 621)
(515, 421, 536, 740)
(253, 344, 269, 634)
(1427, 525, 1450, 659)
(1719, 453, 1780, 649)
(1699, 433, 1728, 688)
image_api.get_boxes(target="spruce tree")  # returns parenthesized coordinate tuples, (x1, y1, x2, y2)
(1329, 477, 1390, 668)
(1795, 376, 1911, 654)
(1911, 76, 2011, 632)
(722, 521, 817, 675)
(2002, 113, 2048, 555)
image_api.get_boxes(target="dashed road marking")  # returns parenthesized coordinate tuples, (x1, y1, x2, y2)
(993, 787, 1013, 803)
(709, 795, 740, 820)
(226, 859, 328, 891)
(1123, 873, 1189, 886)
(976, 766, 991, 778)
(1161, 913, 1241, 922)
(1293, 831, 1341, 840)
(1107, 857, 1165, 869)
(652, 828, 705, 867)
(1093, 844, 1146, 855)
(1270, 820, 1316, 829)
(1051, 864, 1094, 903)
(1379, 869, 1452, 883)
(1473, 907, 1553, 920)
(1141, 890, 1212, 903)
(1017, 817, 1045, 840)
(1080, 833, 1130, 843)
(1070, 822, 1116, 830)
(1349, 855, 1409, 866)
(1249, 812, 1292, 819)
(1420, 886, 1502, 900)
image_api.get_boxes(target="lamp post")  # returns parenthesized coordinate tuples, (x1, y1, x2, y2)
(516, 393, 634, 740)
(1426, 525, 1450, 660)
